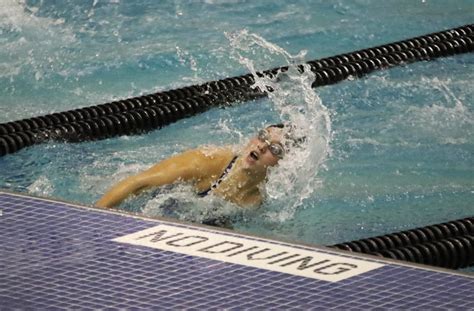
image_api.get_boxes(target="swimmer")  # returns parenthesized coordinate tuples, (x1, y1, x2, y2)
(96, 124, 288, 209)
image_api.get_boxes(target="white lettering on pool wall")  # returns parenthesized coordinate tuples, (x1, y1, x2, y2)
(113, 225, 384, 282)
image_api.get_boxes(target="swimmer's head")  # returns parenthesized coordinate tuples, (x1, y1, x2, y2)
(242, 123, 305, 172)
(262, 123, 307, 153)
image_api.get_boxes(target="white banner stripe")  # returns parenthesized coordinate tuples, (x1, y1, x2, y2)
(113, 224, 384, 282)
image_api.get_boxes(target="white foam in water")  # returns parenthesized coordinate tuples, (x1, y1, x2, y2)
(141, 183, 240, 225)
(417, 78, 473, 144)
(27, 175, 54, 197)
(0, 0, 76, 79)
(387, 77, 473, 146)
(226, 30, 332, 222)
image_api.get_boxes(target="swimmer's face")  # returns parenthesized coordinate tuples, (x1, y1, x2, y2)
(243, 126, 285, 171)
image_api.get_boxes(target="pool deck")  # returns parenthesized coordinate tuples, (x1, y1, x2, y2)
(1, 191, 473, 309)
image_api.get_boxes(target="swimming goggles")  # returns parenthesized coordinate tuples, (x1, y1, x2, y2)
(257, 129, 285, 158)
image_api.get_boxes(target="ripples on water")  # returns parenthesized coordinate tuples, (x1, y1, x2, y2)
(0, 1, 472, 251)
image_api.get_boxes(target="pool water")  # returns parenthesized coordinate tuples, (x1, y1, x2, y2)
(1, 0, 473, 251)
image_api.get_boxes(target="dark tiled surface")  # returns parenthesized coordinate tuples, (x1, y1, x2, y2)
(0, 192, 473, 309)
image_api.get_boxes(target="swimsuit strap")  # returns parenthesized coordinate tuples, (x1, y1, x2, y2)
(197, 156, 238, 197)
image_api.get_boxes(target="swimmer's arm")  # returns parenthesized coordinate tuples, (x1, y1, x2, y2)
(95, 149, 209, 208)
(242, 193, 263, 208)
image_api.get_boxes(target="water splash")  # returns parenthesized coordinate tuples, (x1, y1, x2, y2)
(115, 30, 333, 225)
(412, 78, 473, 145)
(226, 29, 332, 222)
(140, 183, 243, 226)
(0, 0, 76, 79)
(27, 175, 54, 197)
(386, 77, 474, 146)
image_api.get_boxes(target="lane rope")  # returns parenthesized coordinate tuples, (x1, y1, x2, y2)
(330, 217, 474, 270)
(0, 24, 472, 156)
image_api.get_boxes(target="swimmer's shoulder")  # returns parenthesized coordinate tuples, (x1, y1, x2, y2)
(157, 146, 231, 163)
(153, 146, 232, 176)
(196, 145, 235, 160)
(193, 145, 236, 172)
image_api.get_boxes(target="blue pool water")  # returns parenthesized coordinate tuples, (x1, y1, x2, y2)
(0, 0, 473, 252)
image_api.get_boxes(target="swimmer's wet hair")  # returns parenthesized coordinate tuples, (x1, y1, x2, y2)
(268, 123, 285, 129)
(266, 123, 306, 149)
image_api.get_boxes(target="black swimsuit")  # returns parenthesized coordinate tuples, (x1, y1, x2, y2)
(197, 156, 238, 197)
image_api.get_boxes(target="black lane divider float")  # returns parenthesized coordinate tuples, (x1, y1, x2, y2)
(1, 24, 472, 137)
(0, 24, 473, 156)
(330, 217, 474, 270)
